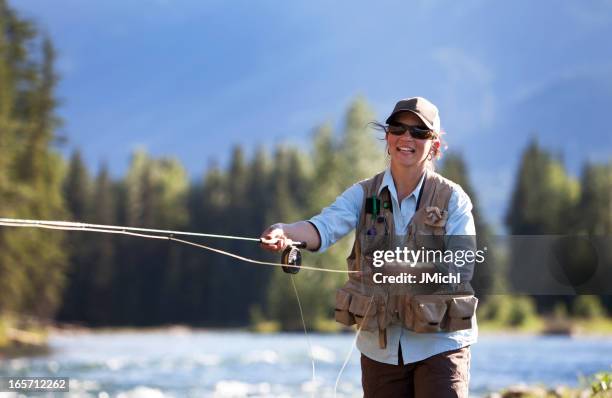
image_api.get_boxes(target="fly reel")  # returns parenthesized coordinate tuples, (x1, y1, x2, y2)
(260, 237, 306, 274)
(281, 245, 302, 274)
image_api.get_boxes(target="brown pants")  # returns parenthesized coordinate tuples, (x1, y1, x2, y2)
(361, 346, 471, 398)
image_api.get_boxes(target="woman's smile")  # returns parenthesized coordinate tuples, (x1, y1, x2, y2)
(395, 143, 416, 154)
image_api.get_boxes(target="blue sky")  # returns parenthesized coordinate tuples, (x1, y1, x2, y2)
(13, 0, 612, 228)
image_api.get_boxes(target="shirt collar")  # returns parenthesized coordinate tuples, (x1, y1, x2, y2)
(378, 168, 427, 203)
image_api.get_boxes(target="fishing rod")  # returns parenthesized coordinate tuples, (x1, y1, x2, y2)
(0, 218, 355, 274)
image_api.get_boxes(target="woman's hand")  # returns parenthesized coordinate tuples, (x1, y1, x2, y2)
(260, 221, 321, 252)
(259, 223, 289, 252)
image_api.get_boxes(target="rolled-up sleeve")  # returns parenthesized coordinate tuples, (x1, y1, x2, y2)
(308, 183, 363, 253)
(445, 187, 476, 236)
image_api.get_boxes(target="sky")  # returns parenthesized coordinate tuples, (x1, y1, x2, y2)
(12, 0, 612, 229)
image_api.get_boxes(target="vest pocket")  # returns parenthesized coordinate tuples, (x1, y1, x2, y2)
(349, 293, 378, 332)
(334, 288, 378, 331)
(447, 296, 478, 331)
(334, 288, 355, 326)
(411, 295, 448, 333)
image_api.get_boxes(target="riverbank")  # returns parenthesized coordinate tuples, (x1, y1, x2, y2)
(478, 316, 612, 336)
(484, 370, 612, 398)
(250, 316, 612, 336)
(0, 316, 49, 358)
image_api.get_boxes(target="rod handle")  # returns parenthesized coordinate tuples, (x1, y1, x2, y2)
(260, 237, 307, 249)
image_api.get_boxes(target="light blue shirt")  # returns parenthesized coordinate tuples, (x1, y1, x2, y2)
(309, 168, 478, 365)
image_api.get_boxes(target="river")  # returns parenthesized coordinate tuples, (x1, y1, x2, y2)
(1, 331, 611, 397)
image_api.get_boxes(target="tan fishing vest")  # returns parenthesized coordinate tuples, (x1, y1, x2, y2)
(334, 169, 478, 349)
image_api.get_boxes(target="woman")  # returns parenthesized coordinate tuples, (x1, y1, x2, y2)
(260, 97, 477, 398)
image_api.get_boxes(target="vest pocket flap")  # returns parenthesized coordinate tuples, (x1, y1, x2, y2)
(423, 210, 448, 228)
(448, 296, 478, 319)
(412, 296, 447, 324)
(348, 293, 376, 317)
(335, 289, 351, 310)
(447, 296, 477, 331)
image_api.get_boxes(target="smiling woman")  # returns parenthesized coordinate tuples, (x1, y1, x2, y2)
(370, 99, 446, 177)
(260, 96, 478, 398)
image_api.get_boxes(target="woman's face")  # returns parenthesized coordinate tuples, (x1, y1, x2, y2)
(386, 112, 439, 169)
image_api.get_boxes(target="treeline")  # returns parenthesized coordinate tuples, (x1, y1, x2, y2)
(476, 141, 612, 330)
(502, 139, 612, 320)
(54, 98, 387, 328)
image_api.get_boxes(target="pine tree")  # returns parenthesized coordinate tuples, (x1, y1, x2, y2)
(193, 163, 229, 324)
(0, 0, 16, 217)
(244, 148, 274, 306)
(578, 161, 612, 235)
(337, 97, 384, 188)
(505, 139, 580, 313)
(87, 165, 117, 324)
(63, 150, 90, 220)
(0, 2, 22, 313)
(56, 150, 92, 322)
(575, 161, 612, 314)
(309, 123, 341, 208)
(506, 139, 579, 234)
(117, 150, 189, 325)
(0, 13, 68, 319)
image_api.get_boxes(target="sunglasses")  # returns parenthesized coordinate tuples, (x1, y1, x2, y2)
(385, 122, 437, 140)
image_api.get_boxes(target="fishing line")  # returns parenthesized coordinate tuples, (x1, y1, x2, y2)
(333, 296, 374, 398)
(0, 218, 357, 274)
(290, 275, 316, 398)
(0, 218, 260, 242)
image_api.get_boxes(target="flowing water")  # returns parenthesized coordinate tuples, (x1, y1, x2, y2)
(1, 330, 611, 397)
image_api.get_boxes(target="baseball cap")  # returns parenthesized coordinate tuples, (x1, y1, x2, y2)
(385, 97, 441, 133)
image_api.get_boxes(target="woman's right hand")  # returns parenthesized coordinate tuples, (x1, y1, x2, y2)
(259, 223, 289, 252)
